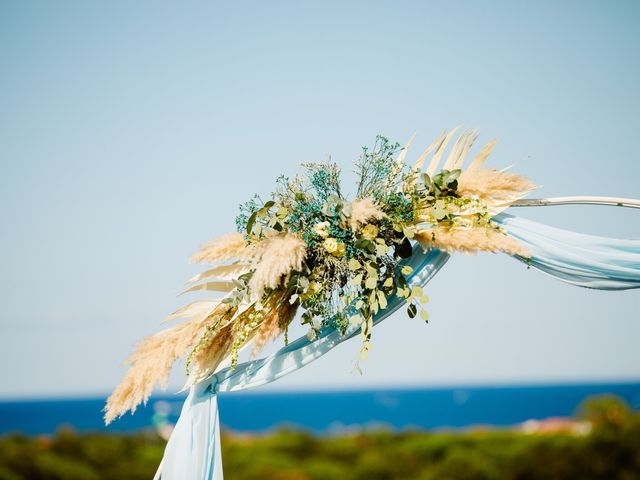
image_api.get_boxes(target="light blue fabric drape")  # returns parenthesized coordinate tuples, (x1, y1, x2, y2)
(495, 213, 640, 290)
(156, 214, 639, 479)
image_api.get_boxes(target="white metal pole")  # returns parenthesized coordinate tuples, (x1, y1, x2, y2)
(511, 196, 640, 209)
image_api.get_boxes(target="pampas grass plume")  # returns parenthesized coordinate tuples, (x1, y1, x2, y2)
(415, 226, 530, 257)
(349, 197, 386, 230)
(191, 232, 248, 264)
(458, 169, 536, 210)
(249, 233, 307, 300)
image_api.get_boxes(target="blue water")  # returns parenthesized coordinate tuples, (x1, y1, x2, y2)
(1, 382, 639, 436)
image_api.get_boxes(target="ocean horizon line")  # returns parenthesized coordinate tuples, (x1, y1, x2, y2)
(1, 377, 640, 404)
(1, 380, 639, 436)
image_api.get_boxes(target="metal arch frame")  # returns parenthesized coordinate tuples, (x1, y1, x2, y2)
(512, 196, 640, 209)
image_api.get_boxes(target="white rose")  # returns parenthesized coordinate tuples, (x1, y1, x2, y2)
(323, 237, 338, 253)
(361, 223, 379, 240)
(313, 221, 330, 238)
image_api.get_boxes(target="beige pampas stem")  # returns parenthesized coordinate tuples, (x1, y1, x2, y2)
(251, 292, 299, 356)
(184, 314, 238, 387)
(415, 225, 530, 257)
(248, 233, 307, 300)
(349, 197, 386, 230)
(458, 169, 537, 214)
(191, 232, 250, 264)
(104, 301, 234, 424)
(106, 319, 205, 423)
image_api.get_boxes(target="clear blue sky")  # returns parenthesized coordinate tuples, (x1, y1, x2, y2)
(1, 1, 639, 399)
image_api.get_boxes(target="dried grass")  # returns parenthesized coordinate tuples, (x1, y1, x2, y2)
(415, 225, 530, 257)
(349, 197, 386, 230)
(251, 294, 298, 356)
(186, 292, 300, 384)
(191, 232, 250, 264)
(248, 233, 307, 300)
(104, 310, 216, 424)
(458, 169, 536, 211)
(184, 314, 238, 386)
(103, 328, 187, 424)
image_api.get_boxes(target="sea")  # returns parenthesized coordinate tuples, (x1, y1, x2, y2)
(1, 382, 639, 436)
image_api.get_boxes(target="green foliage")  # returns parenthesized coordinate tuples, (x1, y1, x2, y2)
(577, 394, 633, 429)
(231, 143, 427, 357)
(1, 396, 639, 480)
(0, 427, 165, 480)
(224, 135, 507, 364)
(354, 135, 401, 199)
(235, 194, 262, 233)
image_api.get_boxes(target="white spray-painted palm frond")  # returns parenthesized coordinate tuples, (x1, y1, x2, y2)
(392, 133, 416, 193)
(394, 133, 416, 170)
(406, 128, 537, 215)
(466, 139, 498, 172)
(413, 130, 446, 171)
(425, 126, 461, 175)
(180, 281, 236, 295)
(408, 127, 491, 175)
(186, 262, 251, 283)
(164, 300, 222, 323)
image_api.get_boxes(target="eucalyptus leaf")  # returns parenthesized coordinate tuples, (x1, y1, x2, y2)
(246, 211, 257, 234)
(355, 238, 376, 254)
(349, 273, 363, 287)
(396, 238, 412, 258)
(377, 291, 387, 309)
(401, 265, 414, 275)
(375, 243, 388, 256)
(403, 226, 415, 239)
(420, 172, 432, 190)
(348, 258, 361, 271)
(365, 276, 377, 289)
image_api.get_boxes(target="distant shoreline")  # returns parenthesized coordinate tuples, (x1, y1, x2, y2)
(1, 381, 638, 437)
(2, 394, 639, 480)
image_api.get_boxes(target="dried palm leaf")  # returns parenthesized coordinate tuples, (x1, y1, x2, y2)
(426, 126, 461, 175)
(186, 263, 251, 283)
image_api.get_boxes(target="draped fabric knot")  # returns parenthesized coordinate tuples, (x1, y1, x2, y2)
(206, 375, 220, 396)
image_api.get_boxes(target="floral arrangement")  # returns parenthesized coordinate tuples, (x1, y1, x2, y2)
(105, 129, 536, 423)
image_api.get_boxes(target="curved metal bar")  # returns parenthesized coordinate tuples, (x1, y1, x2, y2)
(511, 196, 640, 209)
